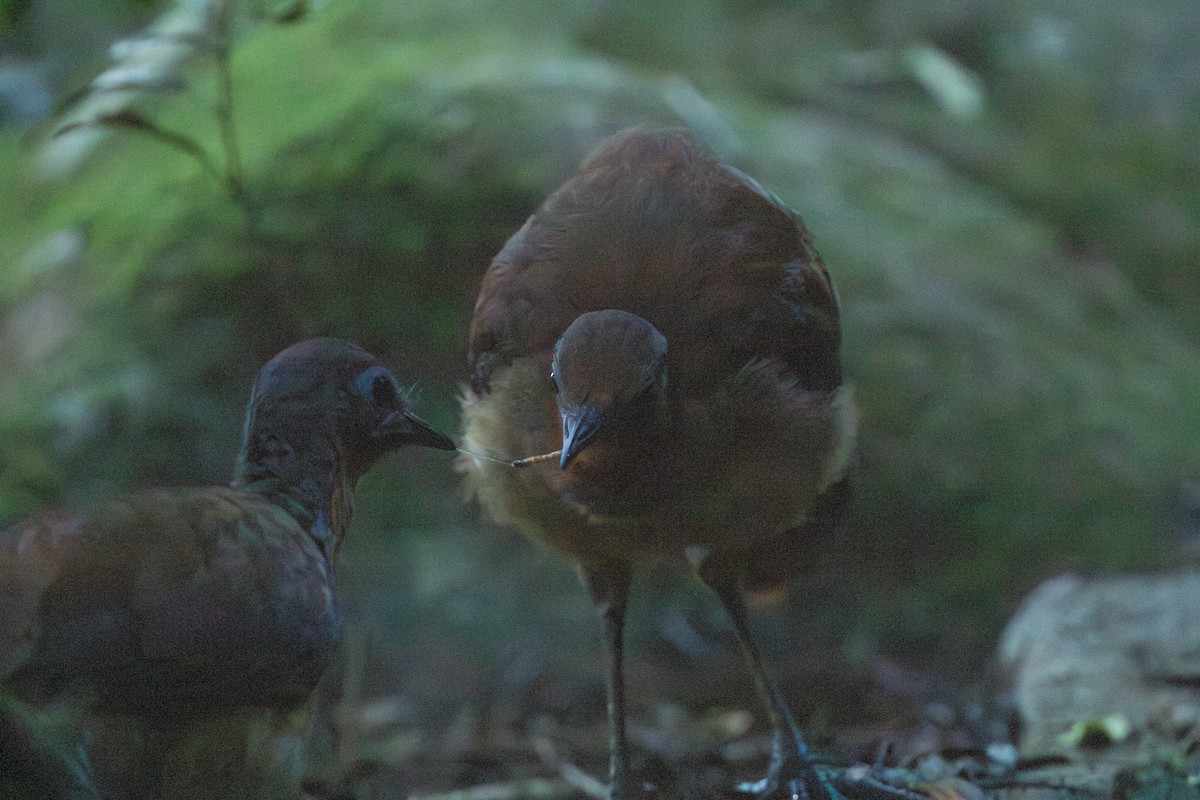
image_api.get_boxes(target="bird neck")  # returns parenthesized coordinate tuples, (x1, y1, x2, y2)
(231, 415, 358, 557)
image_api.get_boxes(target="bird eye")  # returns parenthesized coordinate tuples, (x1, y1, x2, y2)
(372, 374, 395, 405)
(355, 366, 399, 408)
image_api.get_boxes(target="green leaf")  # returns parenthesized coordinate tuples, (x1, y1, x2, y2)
(54, 110, 220, 183)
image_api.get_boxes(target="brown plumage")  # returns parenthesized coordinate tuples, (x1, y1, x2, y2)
(0, 338, 454, 800)
(459, 130, 856, 799)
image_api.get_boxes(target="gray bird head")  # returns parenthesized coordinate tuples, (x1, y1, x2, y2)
(240, 338, 454, 484)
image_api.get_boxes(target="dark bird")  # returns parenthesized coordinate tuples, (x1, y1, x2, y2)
(0, 337, 454, 800)
(460, 130, 856, 800)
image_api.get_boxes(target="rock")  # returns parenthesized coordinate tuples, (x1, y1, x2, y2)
(999, 572, 1200, 756)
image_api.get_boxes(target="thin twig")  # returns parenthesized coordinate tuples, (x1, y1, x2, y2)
(531, 736, 608, 800)
(834, 769, 932, 800)
(407, 777, 580, 800)
(55, 112, 223, 185)
(211, 38, 246, 207)
(971, 776, 1107, 796)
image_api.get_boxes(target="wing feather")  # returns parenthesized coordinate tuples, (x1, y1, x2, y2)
(468, 130, 843, 396)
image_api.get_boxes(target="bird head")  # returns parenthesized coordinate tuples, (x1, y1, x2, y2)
(240, 338, 454, 484)
(551, 310, 668, 469)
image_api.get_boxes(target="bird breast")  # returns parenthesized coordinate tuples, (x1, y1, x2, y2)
(461, 355, 853, 566)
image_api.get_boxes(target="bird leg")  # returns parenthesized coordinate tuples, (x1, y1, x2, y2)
(579, 561, 650, 800)
(697, 561, 837, 800)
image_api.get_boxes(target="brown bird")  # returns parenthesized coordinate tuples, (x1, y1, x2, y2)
(0, 337, 454, 800)
(460, 130, 856, 800)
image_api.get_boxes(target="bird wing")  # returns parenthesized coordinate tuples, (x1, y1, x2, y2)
(467, 130, 844, 395)
(707, 161, 844, 393)
(3, 488, 338, 712)
(467, 219, 577, 393)
(466, 130, 707, 392)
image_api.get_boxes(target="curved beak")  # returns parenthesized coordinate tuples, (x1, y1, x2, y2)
(374, 409, 456, 451)
(560, 404, 605, 468)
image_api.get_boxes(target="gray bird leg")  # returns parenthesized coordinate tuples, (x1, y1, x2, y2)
(580, 561, 651, 800)
(697, 561, 837, 800)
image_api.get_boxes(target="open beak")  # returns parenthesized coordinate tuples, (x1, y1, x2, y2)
(375, 410, 456, 451)
(560, 404, 605, 468)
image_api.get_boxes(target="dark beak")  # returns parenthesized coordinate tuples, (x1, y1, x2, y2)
(560, 404, 605, 468)
(375, 410, 456, 451)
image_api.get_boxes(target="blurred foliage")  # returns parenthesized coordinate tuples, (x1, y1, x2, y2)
(0, 0, 1198, 760)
